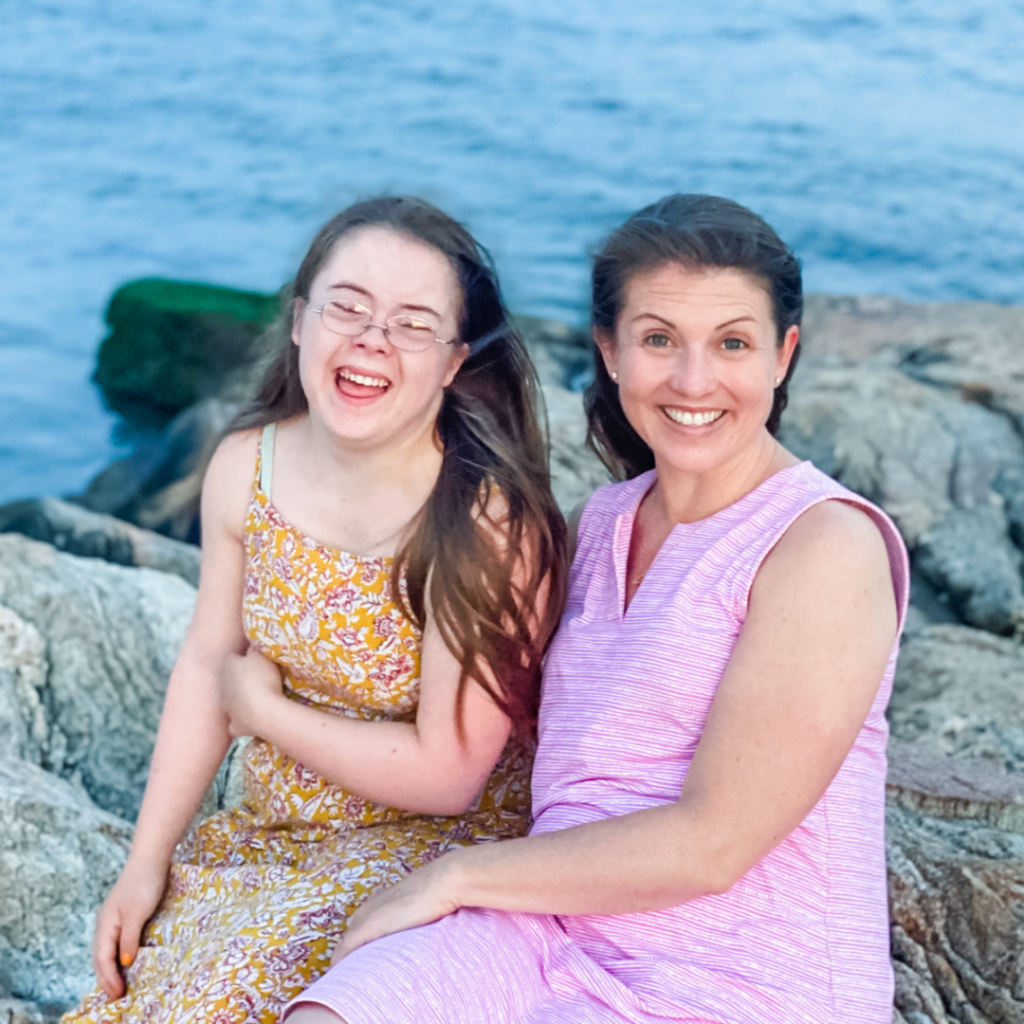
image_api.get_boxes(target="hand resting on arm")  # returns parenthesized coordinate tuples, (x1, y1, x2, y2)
(218, 617, 513, 817)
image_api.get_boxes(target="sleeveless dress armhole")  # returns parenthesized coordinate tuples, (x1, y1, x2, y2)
(855, 500, 910, 634)
(742, 489, 910, 636)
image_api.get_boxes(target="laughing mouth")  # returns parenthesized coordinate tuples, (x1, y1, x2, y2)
(664, 408, 724, 427)
(336, 367, 391, 389)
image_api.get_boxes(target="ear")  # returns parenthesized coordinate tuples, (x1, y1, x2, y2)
(442, 341, 470, 388)
(291, 298, 307, 347)
(592, 327, 618, 380)
(775, 324, 799, 380)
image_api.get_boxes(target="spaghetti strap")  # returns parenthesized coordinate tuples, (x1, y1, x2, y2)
(259, 423, 276, 498)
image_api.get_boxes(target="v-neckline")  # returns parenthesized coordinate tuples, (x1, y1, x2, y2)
(613, 462, 810, 618)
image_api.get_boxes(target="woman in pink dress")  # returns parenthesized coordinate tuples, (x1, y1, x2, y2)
(284, 194, 909, 1024)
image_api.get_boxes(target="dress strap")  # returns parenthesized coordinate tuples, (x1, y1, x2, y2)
(259, 423, 276, 498)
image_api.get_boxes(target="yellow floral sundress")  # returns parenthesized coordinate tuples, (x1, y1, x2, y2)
(65, 423, 533, 1024)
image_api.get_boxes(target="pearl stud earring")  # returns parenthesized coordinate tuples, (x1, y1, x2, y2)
(611, 371, 618, 381)
(774, 376, 782, 386)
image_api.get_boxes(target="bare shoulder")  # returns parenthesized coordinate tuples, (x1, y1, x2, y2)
(756, 498, 894, 616)
(201, 428, 261, 542)
(775, 498, 888, 569)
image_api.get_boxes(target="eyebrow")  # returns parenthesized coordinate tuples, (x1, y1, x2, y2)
(327, 282, 443, 320)
(630, 312, 758, 330)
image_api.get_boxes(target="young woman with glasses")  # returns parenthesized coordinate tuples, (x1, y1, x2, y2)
(64, 197, 566, 1023)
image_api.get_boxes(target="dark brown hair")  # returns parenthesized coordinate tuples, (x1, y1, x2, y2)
(586, 194, 803, 479)
(235, 196, 566, 740)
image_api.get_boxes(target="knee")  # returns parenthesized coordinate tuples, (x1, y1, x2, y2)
(285, 1005, 348, 1024)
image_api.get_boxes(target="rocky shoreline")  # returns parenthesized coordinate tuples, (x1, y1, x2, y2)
(1, 283, 1023, 1023)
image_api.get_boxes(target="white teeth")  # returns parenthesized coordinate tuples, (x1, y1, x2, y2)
(665, 408, 723, 427)
(338, 369, 389, 388)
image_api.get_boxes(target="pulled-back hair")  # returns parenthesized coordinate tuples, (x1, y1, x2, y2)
(586, 194, 803, 479)
(235, 196, 566, 741)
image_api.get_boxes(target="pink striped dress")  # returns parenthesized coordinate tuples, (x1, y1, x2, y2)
(289, 461, 909, 1024)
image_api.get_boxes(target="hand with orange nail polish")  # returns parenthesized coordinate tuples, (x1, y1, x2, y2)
(92, 858, 167, 999)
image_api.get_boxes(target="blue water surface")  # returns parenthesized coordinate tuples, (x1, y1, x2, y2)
(1, 0, 1022, 503)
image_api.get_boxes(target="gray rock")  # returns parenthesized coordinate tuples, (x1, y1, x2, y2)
(79, 397, 239, 544)
(0, 998, 64, 1024)
(786, 361, 1024, 518)
(801, 293, 1024, 376)
(781, 364, 956, 519)
(0, 606, 49, 767)
(888, 741, 1024, 838)
(788, 295, 1024, 638)
(517, 315, 593, 393)
(780, 362, 1024, 634)
(0, 497, 200, 586)
(0, 535, 250, 1006)
(887, 802, 1024, 1023)
(892, 311, 1024, 437)
(518, 316, 612, 512)
(993, 463, 1024, 553)
(888, 624, 1024, 775)
(914, 509, 1024, 636)
(0, 757, 132, 1006)
(197, 736, 251, 819)
(542, 384, 611, 514)
(0, 534, 195, 821)
(884, 633, 1024, 1022)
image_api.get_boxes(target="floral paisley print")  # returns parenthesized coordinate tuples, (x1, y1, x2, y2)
(64, 431, 532, 1024)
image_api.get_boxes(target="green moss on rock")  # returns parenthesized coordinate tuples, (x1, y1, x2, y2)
(94, 278, 281, 426)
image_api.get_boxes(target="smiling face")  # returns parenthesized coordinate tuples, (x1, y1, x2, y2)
(595, 262, 799, 481)
(292, 226, 467, 452)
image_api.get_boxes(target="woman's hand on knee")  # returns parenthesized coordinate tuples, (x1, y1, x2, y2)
(332, 852, 463, 964)
(92, 858, 168, 999)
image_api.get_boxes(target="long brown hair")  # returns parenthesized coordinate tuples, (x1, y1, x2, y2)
(586, 194, 803, 479)
(235, 197, 566, 741)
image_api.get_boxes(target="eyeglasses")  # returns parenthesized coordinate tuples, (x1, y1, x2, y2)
(310, 299, 456, 352)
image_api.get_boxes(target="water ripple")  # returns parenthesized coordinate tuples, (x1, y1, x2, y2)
(1, 0, 1022, 501)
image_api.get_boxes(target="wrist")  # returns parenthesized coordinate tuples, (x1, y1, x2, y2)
(124, 846, 173, 878)
(435, 845, 474, 911)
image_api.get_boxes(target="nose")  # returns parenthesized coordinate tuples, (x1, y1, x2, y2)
(354, 321, 392, 352)
(669, 346, 716, 396)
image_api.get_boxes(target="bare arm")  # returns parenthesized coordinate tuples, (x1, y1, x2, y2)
(92, 430, 255, 996)
(221, 619, 512, 816)
(219, 495, 547, 817)
(336, 500, 898, 954)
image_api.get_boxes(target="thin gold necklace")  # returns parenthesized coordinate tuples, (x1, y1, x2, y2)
(630, 492, 658, 589)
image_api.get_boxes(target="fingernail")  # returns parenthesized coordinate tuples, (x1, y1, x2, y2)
(120, 951, 135, 968)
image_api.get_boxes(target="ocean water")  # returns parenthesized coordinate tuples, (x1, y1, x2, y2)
(1, 0, 1022, 503)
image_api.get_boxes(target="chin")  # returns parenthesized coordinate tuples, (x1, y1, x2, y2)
(652, 434, 743, 476)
